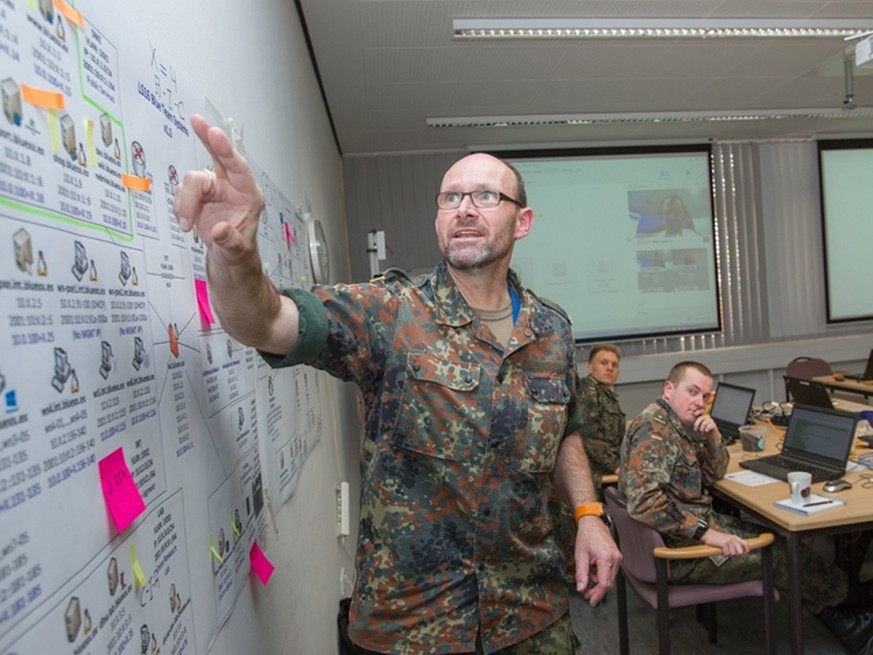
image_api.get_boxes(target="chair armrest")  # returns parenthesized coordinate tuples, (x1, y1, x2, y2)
(653, 532, 775, 560)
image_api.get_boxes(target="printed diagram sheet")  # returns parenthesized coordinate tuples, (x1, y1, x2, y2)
(0, 0, 323, 652)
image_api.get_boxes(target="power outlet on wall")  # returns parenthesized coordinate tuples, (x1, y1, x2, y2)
(336, 481, 350, 537)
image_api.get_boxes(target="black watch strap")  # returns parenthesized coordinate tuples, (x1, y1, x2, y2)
(693, 516, 709, 540)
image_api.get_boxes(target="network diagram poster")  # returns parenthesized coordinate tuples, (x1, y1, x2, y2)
(0, 0, 323, 651)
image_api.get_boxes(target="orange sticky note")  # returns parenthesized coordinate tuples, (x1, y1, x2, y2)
(121, 174, 151, 192)
(98, 447, 146, 531)
(21, 84, 64, 110)
(194, 279, 215, 325)
(249, 541, 275, 585)
(53, 0, 84, 27)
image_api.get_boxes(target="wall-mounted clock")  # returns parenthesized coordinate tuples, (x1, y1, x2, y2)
(306, 218, 330, 284)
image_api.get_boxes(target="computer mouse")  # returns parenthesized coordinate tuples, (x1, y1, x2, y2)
(823, 479, 853, 493)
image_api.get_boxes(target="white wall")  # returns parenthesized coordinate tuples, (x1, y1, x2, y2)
(121, 2, 360, 654)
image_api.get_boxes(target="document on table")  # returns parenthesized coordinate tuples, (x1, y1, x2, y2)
(724, 470, 781, 487)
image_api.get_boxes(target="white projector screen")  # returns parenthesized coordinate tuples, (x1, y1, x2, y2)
(818, 140, 873, 323)
(506, 147, 720, 343)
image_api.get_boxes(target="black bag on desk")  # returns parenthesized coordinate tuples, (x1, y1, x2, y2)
(338, 597, 367, 654)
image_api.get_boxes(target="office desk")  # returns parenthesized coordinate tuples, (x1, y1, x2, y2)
(813, 374, 873, 401)
(712, 431, 873, 655)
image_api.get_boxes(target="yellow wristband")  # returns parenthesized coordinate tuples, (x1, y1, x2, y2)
(573, 502, 604, 522)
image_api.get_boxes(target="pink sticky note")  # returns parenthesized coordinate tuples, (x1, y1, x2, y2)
(249, 541, 275, 585)
(194, 278, 215, 325)
(98, 447, 146, 532)
(284, 222, 296, 246)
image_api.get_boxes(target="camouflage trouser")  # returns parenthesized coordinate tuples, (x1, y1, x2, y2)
(356, 611, 582, 655)
(490, 611, 582, 655)
(668, 512, 848, 613)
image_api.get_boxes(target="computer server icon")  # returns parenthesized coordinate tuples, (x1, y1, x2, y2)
(51, 347, 72, 393)
(71, 241, 88, 281)
(13, 228, 33, 273)
(64, 596, 81, 642)
(99, 341, 113, 379)
(119, 251, 132, 285)
(132, 336, 144, 371)
(2, 78, 22, 126)
(60, 114, 77, 161)
(100, 113, 112, 147)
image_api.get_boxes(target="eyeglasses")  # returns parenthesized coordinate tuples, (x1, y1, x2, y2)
(860, 473, 873, 489)
(435, 189, 523, 210)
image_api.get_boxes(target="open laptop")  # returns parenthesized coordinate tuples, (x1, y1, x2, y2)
(709, 381, 756, 443)
(739, 404, 859, 482)
(843, 349, 873, 381)
(786, 378, 834, 409)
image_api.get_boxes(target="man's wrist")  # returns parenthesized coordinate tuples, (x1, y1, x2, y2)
(693, 516, 709, 540)
(574, 502, 606, 524)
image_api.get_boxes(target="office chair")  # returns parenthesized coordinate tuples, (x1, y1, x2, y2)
(603, 487, 777, 655)
(783, 356, 854, 403)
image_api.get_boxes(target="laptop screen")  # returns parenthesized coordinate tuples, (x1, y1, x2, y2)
(710, 382, 755, 428)
(784, 405, 858, 461)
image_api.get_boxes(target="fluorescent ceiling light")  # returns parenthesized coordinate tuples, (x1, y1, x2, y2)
(452, 18, 873, 40)
(426, 108, 873, 129)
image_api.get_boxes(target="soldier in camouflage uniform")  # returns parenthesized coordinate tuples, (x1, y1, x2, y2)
(551, 344, 626, 580)
(578, 344, 626, 489)
(173, 114, 621, 654)
(619, 361, 873, 655)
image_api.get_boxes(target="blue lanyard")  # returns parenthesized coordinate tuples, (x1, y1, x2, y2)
(509, 284, 520, 324)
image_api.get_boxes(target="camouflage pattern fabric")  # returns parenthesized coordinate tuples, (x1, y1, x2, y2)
(576, 375, 626, 488)
(549, 375, 626, 581)
(358, 611, 580, 655)
(261, 261, 582, 654)
(619, 398, 726, 543)
(619, 398, 847, 611)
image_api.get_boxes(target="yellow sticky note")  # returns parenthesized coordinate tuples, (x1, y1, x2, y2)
(84, 118, 95, 168)
(209, 533, 223, 563)
(47, 109, 61, 154)
(129, 544, 147, 587)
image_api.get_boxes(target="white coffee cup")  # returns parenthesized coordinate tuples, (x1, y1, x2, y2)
(787, 471, 812, 505)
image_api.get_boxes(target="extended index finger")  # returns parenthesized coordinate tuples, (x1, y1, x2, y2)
(190, 114, 260, 199)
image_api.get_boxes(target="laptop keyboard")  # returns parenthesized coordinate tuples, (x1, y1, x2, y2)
(745, 455, 836, 482)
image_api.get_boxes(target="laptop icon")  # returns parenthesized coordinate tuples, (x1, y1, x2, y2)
(786, 378, 834, 409)
(739, 404, 859, 482)
(710, 381, 756, 443)
(843, 349, 873, 382)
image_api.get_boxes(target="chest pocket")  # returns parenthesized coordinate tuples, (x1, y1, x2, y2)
(509, 374, 570, 472)
(391, 351, 481, 461)
(672, 449, 704, 498)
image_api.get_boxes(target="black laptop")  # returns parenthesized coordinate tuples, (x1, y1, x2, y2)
(710, 381, 756, 443)
(739, 404, 859, 482)
(786, 378, 834, 409)
(844, 349, 873, 381)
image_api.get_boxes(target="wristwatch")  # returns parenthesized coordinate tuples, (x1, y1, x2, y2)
(574, 502, 606, 523)
(693, 516, 709, 540)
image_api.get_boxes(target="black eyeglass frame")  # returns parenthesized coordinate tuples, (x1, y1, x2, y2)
(435, 190, 523, 210)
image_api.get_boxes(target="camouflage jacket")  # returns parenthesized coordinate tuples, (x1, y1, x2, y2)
(577, 375, 626, 485)
(261, 261, 583, 654)
(618, 398, 728, 547)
